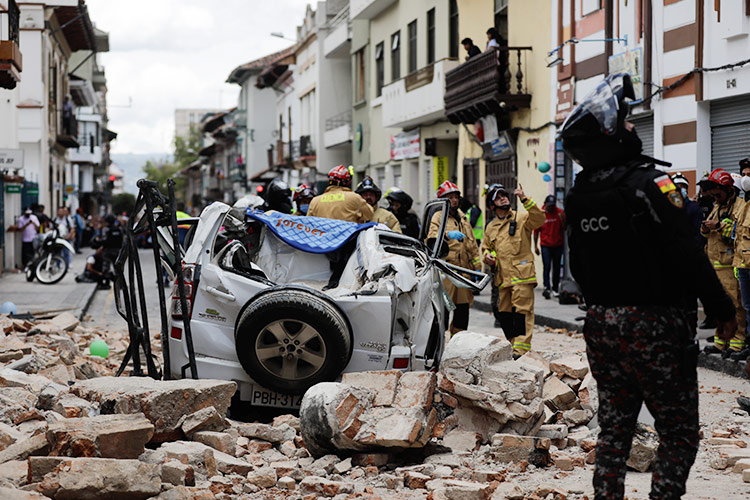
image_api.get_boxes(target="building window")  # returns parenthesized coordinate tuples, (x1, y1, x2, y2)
(581, 0, 601, 16)
(408, 20, 417, 73)
(355, 49, 366, 102)
(427, 9, 435, 64)
(449, 0, 458, 58)
(391, 31, 400, 81)
(375, 42, 385, 97)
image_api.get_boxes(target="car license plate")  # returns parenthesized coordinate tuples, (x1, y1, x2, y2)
(250, 387, 303, 409)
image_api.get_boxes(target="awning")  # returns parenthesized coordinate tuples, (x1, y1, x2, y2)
(56, 134, 80, 149)
(53, 2, 96, 52)
(69, 76, 96, 106)
(103, 128, 118, 141)
(198, 143, 216, 157)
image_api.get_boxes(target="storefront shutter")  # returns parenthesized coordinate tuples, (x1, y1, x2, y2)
(629, 112, 654, 158)
(711, 95, 750, 173)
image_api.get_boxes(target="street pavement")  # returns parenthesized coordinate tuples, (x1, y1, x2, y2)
(0, 250, 97, 318)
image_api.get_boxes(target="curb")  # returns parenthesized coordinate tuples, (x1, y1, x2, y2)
(76, 284, 99, 321)
(472, 298, 584, 332)
(697, 352, 749, 379)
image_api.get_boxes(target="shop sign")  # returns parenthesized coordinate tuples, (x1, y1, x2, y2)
(64, 184, 76, 195)
(0, 149, 24, 168)
(390, 128, 420, 160)
(433, 156, 449, 190)
(608, 48, 643, 101)
(5, 184, 21, 194)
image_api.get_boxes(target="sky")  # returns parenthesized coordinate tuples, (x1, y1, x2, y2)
(86, 0, 312, 155)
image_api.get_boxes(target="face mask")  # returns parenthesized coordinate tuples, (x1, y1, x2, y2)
(741, 176, 750, 193)
(680, 188, 688, 198)
(496, 204, 511, 212)
(299, 204, 309, 214)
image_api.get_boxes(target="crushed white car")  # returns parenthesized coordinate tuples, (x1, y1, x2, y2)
(147, 199, 488, 410)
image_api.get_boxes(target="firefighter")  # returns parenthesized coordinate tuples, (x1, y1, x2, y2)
(386, 188, 421, 238)
(293, 184, 315, 215)
(481, 184, 544, 357)
(308, 165, 374, 290)
(355, 176, 401, 232)
(427, 181, 481, 335)
(731, 170, 750, 361)
(308, 165, 373, 223)
(562, 73, 736, 500)
(699, 168, 746, 356)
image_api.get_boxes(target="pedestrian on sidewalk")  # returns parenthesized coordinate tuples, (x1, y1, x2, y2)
(428, 181, 481, 335)
(73, 207, 85, 254)
(16, 208, 40, 267)
(561, 72, 737, 500)
(481, 184, 544, 357)
(533, 195, 565, 299)
(53, 206, 76, 265)
(699, 169, 746, 356)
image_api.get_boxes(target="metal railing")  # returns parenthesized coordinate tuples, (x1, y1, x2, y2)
(326, 3, 349, 29)
(325, 110, 352, 132)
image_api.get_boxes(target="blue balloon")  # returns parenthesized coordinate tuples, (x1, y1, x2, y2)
(538, 161, 552, 173)
(542, 174, 552, 182)
(1, 302, 17, 315)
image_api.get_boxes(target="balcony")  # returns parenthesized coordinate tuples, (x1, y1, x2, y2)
(444, 47, 532, 125)
(70, 145, 102, 164)
(324, 5, 350, 58)
(0, 40, 22, 89)
(324, 111, 352, 148)
(350, 0, 396, 20)
(382, 58, 460, 130)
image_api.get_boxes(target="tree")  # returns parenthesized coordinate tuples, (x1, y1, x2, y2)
(141, 159, 185, 200)
(111, 192, 136, 216)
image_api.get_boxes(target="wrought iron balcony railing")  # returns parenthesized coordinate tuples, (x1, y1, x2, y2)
(444, 46, 532, 124)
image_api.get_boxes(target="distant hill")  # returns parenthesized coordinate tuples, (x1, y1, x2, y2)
(111, 153, 172, 194)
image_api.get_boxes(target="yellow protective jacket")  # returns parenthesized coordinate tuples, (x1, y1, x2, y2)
(428, 209, 481, 305)
(702, 195, 739, 271)
(372, 207, 402, 233)
(308, 185, 373, 223)
(733, 197, 750, 268)
(481, 198, 545, 288)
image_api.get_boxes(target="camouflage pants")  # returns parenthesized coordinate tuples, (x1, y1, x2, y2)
(583, 305, 699, 500)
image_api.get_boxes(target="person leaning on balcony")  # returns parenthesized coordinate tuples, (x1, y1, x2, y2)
(482, 184, 545, 358)
(486, 27, 500, 49)
(355, 176, 401, 233)
(461, 38, 481, 60)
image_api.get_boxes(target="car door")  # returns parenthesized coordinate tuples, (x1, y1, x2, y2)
(420, 198, 449, 258)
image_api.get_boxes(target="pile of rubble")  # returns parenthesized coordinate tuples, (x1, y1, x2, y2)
(707, 415, 750, 483)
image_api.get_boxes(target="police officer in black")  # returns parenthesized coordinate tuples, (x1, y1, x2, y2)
(561, 73, 737, 500)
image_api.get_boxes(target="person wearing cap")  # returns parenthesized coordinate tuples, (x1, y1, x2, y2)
(482, 184, 544, 356)
(308, 165, 373, 224)
(533, 195, 566, 300)
(17, 207, 40, 267)
(355, 177, 401, 233)
(293, 184, 315, 215)
(428, 181, 481, 335)
(740, 158, 750, 178)
(699, 168, 746, 356)
(386, 188, 421, 238)
(671, 173, 703, 245)
(561, 73, 737, 500)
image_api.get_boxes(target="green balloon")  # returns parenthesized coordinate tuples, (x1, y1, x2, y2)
(538, 161, 552, 173)
(89, 339, 109, 358)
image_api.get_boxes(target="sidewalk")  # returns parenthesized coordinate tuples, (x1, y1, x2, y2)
(472, 285, 585, 332)
(0, 251, 98, 320)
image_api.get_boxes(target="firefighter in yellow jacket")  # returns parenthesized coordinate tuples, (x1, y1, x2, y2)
(700, 168, 747, 356)
(482, 184, 545, 357)
(308, 165, 373, 223)
(732, 164, 750, 361)
(428, 181, 481, 334)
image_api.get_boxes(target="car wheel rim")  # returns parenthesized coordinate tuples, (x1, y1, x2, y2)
(255, 320, 327, 381)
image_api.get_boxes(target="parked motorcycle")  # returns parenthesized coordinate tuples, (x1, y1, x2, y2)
(25, 225, 75, 284)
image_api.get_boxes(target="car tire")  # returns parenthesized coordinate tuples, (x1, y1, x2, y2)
(235, 289, 352, 395)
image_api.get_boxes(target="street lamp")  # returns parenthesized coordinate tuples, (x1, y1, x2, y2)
(270, 32, 297, 42)
(546, 35, 629, 67)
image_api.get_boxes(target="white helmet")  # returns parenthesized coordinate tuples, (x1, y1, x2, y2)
(731, 172, 743, 191)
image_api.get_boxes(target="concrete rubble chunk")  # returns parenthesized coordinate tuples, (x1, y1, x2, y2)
(0, 487, 49, 499)
(440, 332, 512, 385)
(405, 471, 431, 489)
(341, 370, 402, 407)
(0, 433, 49, 463)
(491, 433, 551, 467)
(550, 355, 589, 379)
(543, 376, 579, 411)
(332, 457, 352, 474)
(443, 429, 482, 452)
(627, 423, 659, 472)
(272, 414, 300, 431)
(191, 431, 235, 456)
(299, 476, 354, 497)
(394, 372, 436, 410)
(0, 369, 53, 394)
(537, 424, 568, 440)
(491, 482, 525, 500)
(70, 377, 236, 442)
(233, 422, 294, 443)
(277, 475, 296, 490)
(373, 411, 423, 447)
(47, 413, 154, 459)
(562, 408, 592, 427)
(734, 458, 750, 473)
(157, 441, 218, 479)
(51, 393, 99, 419)
(48, 312, 80, 332)
(426, 478, 492, 500)
(0, 459, 26, 487)
(517, 351, 552, 379)
(181, 407, 227, 437)
(161, 459, 195, 486)
(744, 469, 750, 483)
(246, 466, 277, 488)
(150, 486, 214, 500)
(37, 458, 161, 500)
(351, 452, 389, 467)
(35, 383, 68, 411)
(0, 422, 22, 451)
(578, 372, 598, 414)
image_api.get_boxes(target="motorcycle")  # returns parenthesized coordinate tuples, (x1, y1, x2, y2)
(25, 224, 75, 284)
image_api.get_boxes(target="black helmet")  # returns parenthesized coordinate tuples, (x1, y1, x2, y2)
(385, 188, 413, 213)
(354, 176, 382, 202)
(483, 183, 508, 210)
(265, 178, 293, 213)
(559, 73, 641, 169)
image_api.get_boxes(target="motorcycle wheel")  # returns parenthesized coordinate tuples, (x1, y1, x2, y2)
(35, 254, 68, 284)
